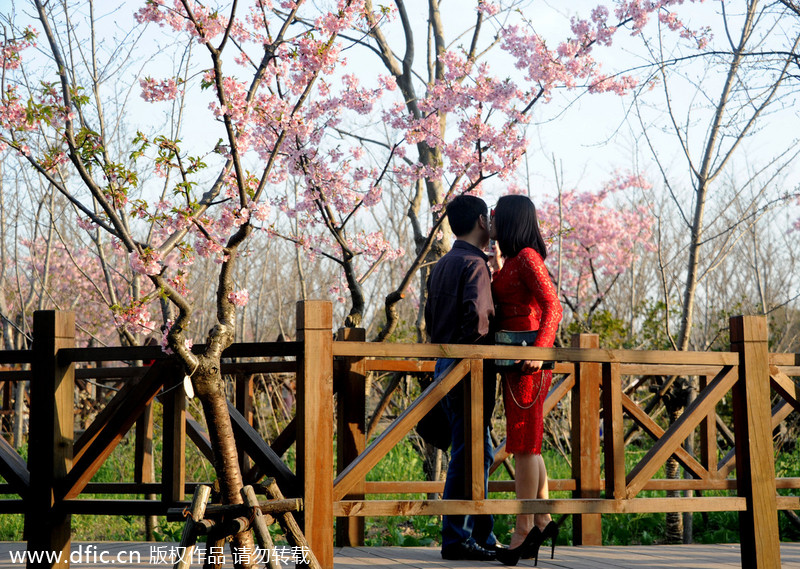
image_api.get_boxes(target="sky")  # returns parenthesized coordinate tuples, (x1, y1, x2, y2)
(9, 0, 800, 220)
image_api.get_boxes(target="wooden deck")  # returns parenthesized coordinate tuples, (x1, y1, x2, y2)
(1, 542, 799, 568)
(335, 543, 800, 568)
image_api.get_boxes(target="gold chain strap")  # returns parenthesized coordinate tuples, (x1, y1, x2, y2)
(505, 370, 545, 410)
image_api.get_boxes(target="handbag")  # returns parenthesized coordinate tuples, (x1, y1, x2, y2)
(494, 330, 554, 371)
(416, 402, 451, 451)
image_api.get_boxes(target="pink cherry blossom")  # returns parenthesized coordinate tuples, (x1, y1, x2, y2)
(159, 319, 194, 354)
(228, 289, 250, 307)
(13, 240, 138, 344)
(251, 202, 270, 222)
(130, 250, 162, 276)
(0, 87, 34, 131)
(329, 283, 347, 304)
(1, 26, 36, 72)
(477, 1, 500, 17)
(538, 172, 656, 314)
(140, 77, 179, 102)
(76, 217, 97, 231)
(114, 303, 157, 336)
(168, 272, 191, 296)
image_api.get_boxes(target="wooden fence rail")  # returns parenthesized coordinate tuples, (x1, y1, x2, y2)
(0, 303, 797, 569)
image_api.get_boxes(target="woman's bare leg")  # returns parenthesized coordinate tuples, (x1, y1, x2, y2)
(533, 454, 552, 530)
(510, 452, 538, 548)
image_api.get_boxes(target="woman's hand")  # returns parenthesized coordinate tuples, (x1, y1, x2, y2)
(519, 360, 543, 374)
(488, 240, 503, 274)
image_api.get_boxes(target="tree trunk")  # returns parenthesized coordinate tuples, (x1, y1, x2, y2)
(667, 7, 759, 544)
(194, 363, 257, 568)
(663, 379, 689, 544)
(664, 455, 683, 544)
(422, 444, 445, 500)
(682, 383, 697, 543)
(13, 381, 26, 449)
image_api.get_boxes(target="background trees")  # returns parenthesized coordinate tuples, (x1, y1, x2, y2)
(4, 1, 795, 353)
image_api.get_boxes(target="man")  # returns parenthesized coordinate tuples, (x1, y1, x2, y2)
(424, 194, 500, 562)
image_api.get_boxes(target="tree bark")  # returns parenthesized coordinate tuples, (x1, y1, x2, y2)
(194, 362, 257, 568)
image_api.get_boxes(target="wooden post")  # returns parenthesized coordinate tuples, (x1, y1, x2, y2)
(134, 402, 157, 539)
(601, 362, 625, 500)
(570, 333, 602, 545)
(26, 311, 74, 569)
(296, 301, 334, 568)
(242, 485, 282, 569)
(13, 378, 26, 449)
(699, 374, 717, 476)
(264, 478, 322, 569)
(134, 404, 155, 483)
(465, 359, 484, 501)
(1, 380, 10, 440)
(730, 315, 781, 568)
(335, 327, 366, 547)
(175, 485, 211, 569)
(162, 377, 186, 503)
(236, 373, 254, 475)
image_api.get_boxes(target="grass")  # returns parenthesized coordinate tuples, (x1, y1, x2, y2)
(359, 443, 660, 547)
(362, 439, 440, 546)
(358, 438, 800, 548)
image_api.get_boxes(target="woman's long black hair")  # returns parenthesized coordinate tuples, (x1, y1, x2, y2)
(493, 194, 548, 260)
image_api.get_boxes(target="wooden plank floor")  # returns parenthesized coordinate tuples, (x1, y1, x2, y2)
(0, 542, 798, 568)
(334, 543, 800, 568)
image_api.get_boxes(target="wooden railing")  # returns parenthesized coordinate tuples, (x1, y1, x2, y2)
(0, 302, 797, 569)
(317, 307, 799, 568)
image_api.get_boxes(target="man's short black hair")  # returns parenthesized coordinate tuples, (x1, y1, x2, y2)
(446, 194, 487, 237)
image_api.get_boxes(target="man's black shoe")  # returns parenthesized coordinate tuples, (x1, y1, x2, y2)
(482, 542, 508, 552)
(441, 541, 497, 561)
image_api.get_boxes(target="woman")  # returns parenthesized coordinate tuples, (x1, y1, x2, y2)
(489, 195, 563, 566)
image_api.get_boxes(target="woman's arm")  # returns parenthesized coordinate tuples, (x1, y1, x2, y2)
(519, 248, 563, 372)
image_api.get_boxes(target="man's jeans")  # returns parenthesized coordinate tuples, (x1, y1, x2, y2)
(436, 358, 496, 549)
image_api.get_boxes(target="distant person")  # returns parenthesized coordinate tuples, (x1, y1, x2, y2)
(489, 195, 563, 566)
(425, 194, 501, 562)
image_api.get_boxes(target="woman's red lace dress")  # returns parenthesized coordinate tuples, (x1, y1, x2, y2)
(492, 247, 563, 455)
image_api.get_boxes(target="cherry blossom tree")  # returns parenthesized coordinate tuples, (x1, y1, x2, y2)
(2, 0, 394, 559)
(538, 172, 656, 330)
(354, 0, 710, 340)
(0, 0, 717, 555)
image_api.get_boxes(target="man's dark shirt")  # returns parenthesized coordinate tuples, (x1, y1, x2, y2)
(425, 240, 494, 345)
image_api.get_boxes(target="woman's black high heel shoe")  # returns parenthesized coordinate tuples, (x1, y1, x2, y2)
(530, 521, 559, 565)
(495, 527, 543, 566)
